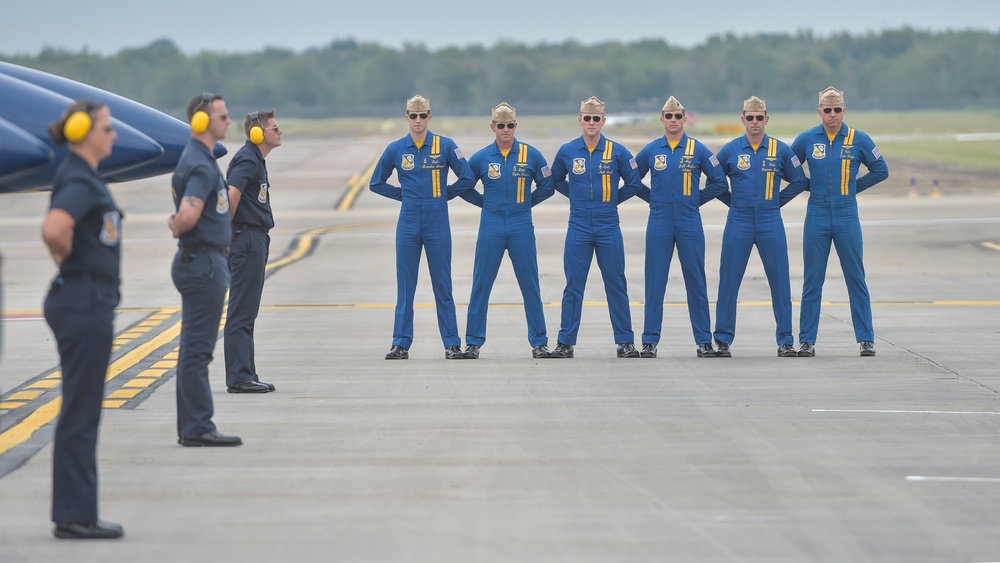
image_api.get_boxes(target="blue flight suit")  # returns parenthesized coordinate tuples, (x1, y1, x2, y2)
(714, 134, 808, 346)
(370, 131, 475, 349)
(43, 152, 122, 525)
(550, 135, 644, 345)
(170, 139, 231, 439)
(635, 134, 728, 346)
(460, 139, 555, 348)
(791, 124, 889, 344)
(224, 141, 273, 387)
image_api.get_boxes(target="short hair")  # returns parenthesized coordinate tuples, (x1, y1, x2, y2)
(186, 92, 224, 122)
(244, 109, 276, 137)
(48, 99, 105, 146)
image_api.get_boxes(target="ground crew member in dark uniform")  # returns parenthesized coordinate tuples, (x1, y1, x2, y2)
(168, 92, 241, 446)
(370, 94, 476, 360)
(459, 102, 555, 360)
(713, 95, 808, 358)
(42, 99, 124, 539)
(636, 96, 728, 359)
(548, 96, 645, 359)
(224, 110, 281, 392)
(791, 86, 889, 357)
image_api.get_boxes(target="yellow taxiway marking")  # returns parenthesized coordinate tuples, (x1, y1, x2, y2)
(338, 158, 378, 211)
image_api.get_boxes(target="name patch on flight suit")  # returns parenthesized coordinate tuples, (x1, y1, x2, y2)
(100, 210, 121, 246)
(654, 155, 667, 171)
(812, 144, 826, 159)
(737, 154, 751, 170)
(257, 182, 268, 203)
(215, 188, 230, 214)
(839, 147, 856, 160)
(401, 154, 415, 170)
(572, 158, 586, 174)
(423, 156, 446, 169)
(488, 163, 502, 179)
(678, 156, 696, 171)
(762, 157, 781, 173)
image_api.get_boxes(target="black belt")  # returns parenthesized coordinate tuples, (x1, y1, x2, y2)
(179, 245, 230, 257)
(233, 223, 270, 233)
(58, 270, 119, 286)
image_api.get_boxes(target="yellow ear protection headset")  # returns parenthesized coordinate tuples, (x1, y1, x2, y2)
(247, 111, 264, 145)
(63, 100, 102, 144)
(190, 92, 215, 134)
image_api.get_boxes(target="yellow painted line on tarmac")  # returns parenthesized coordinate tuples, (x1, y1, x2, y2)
(982, 241, 1000, 252)
(338, 158, 378, 211)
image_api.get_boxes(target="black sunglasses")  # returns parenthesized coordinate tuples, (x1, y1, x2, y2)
(582, 115, 602, 122)
(408, 113, 429, 120)
(744, 115, 766, 122)
(822, 107, 844, 114)
(495, 122, 516, 129)
(662, 113, 684, 120)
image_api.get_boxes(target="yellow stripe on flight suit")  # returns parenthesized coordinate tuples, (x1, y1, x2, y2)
(841, 128, 855, 196)
(765, 138, 777, 200)
(431, 135, 441, 198)
(683, 138, 695, 196)
(602, 141, 614, 202)
(517, 143, 528, 203)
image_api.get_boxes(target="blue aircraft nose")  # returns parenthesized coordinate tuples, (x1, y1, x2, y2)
(0, 73, 163, 191)
(0, 116, 53, 181)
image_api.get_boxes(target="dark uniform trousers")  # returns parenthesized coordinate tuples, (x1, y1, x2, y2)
(224, 226, 269, 386)
(44, 276, 117, 524)
(171, 249, 230, 438)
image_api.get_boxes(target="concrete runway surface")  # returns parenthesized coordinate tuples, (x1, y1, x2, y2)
(1, 130, 999, 562)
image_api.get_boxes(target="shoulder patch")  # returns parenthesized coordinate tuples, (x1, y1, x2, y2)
(541, 165, 551, 178)
(872, 146, 882, 160)
(709, 154, 720, 167)
(791, 155, 801, 168)
(455, 148, 465, 160)
(629, 157, 638, 170)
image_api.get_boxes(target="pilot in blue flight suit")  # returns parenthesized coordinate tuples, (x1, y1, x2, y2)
(713, 95, 808, 358)
(224, 110, 282, 393)
(790, 86, 889, 357)
(459, 102, 555, 359)
(370, 94, 476, 360)
(42, 100, 124, 539)
(548, 96, 645, 359)
(168, 93, 242, 447)
(635, 96, 729, 359)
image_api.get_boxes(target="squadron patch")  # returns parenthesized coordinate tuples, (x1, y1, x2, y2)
(488, 163, 502, 179)
(737, 154, 751, 171)
(401, 154, 415, 170)
(100, 210, 121, 246)
(813, 144, 827, 159)
(257, 182, 268, 204)
(654, 155, 667, 171)
(215, 188, 230, 214)
(572, 158, 586, 175)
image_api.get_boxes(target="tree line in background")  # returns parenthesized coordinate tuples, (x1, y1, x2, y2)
(4, 27, 999, 119)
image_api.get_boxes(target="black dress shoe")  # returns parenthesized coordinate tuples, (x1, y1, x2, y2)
(550, 342, 574, 358)
(617, 342, 640, 358)
(463, 344, 480, 359)
(178, 430, 242, 447)
(532, 345, 551, 358)
(696, 343, 716, 357)
(860, 341, 876, 356)
(227, 380, 270, 393)
(715, 341, 732, 358)
(797, 342, 815, 357)
(445, 345, 465, 359)
(385, 345, 409, 360)
(639, 343, 657, 358)
(254, 377, 276, 391)
(778, 344, 797, 357)
(54, 520, 124, 539)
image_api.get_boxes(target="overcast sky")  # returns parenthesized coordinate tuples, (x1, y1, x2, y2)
(1, 0, 997, 56)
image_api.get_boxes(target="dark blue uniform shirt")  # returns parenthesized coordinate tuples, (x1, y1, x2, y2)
(226, 141, 274, 230)
(51, 152, 122, 280)
(171, 139, 231, 247)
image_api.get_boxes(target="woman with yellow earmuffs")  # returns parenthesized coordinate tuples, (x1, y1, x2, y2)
(42, 99, 124, 539)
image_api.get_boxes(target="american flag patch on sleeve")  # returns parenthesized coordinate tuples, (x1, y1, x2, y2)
(791, 155, 801, 168)
(872, 146, 882, 159)
(629, 158, 638, 169)
(541, 165, 551, 178)
(709, 155, 720, 167)
(455, 148, 465, 159)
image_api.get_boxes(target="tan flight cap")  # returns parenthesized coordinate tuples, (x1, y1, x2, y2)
(743, 95, 766, 112)
(580, 96, 605, 114)
(406, 94, 430, 112)
(492, 102, 516, 123)
(819, 86, 844, 106)
(661, 96, 684, 112)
